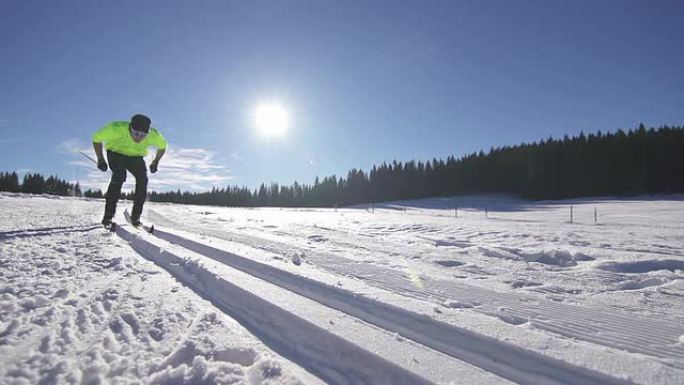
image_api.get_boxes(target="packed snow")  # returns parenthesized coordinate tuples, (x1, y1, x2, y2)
(1, 192, 683, 384)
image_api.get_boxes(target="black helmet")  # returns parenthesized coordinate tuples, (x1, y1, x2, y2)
(130, 114, 151, 132)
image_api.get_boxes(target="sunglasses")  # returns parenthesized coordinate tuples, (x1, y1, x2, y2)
(130, 128, 148, 139)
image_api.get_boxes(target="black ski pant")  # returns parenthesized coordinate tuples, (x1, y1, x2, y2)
(103, 150, 148, 221)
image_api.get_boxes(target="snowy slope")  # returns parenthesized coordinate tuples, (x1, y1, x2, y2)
(1, 193, 683, 384)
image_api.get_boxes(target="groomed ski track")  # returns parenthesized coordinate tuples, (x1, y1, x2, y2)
(114, 214, 634, 385)
(145, 210, 684, 371)
(115, 225, 431, 385)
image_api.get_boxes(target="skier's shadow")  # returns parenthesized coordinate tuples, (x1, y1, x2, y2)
(0, 224, 102, 240)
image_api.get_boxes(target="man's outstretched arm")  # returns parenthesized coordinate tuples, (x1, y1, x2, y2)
(152, 148, 165, 164)
(93, 142, 108, 171)
(149, 149, 165, 173)
(93, 142, 104, 161)
(92, 123, 116, 171)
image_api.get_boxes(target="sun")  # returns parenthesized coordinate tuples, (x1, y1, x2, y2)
(254, 102, 289, 138)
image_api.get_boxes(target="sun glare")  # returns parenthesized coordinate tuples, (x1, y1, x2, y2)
(254, 102, 289, 138)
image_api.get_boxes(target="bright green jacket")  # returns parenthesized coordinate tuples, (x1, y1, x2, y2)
(92, 121, 167, 157)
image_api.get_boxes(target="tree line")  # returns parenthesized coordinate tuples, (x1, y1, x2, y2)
(150, 124, 684, 206)
(0, 172, 82, 196)
(3, 124, 683, 206)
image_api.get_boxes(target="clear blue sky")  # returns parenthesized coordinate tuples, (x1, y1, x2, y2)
(1, 0, 682, 192)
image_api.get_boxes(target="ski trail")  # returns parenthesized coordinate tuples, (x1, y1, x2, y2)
(136, 223, 634, 385)
(148, 208, 684, 359)
(146, 210, 684, 370)
(114, 224, 433, 385)
(0, 224, 101, 240)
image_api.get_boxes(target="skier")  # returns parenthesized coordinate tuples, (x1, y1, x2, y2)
(92, 114, 167, 227)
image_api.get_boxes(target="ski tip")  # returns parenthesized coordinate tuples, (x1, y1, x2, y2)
(148, 224, 155, 234)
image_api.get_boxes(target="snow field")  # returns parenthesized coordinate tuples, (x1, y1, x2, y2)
(2, 193, 683, 384)
(144, 195, 684, 384)
(0, 195, 312, 385)
(144, 210, 682, 385)
(118, 224, 509, 384)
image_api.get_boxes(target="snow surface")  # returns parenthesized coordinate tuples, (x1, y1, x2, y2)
(1, 193, 683, 384)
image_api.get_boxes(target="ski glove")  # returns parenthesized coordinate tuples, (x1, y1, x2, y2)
(149, 161, 158, 174)
(97, 159, 108, 172)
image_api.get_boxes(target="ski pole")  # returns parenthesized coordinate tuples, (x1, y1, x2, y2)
(79, 151, 97, 164)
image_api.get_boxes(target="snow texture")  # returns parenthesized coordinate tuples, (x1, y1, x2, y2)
(1, 192, 684, 384)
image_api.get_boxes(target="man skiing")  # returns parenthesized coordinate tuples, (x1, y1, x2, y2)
(93, 114, 167, 227)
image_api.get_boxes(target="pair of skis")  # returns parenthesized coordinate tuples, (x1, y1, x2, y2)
(102, 210, 154, 234)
